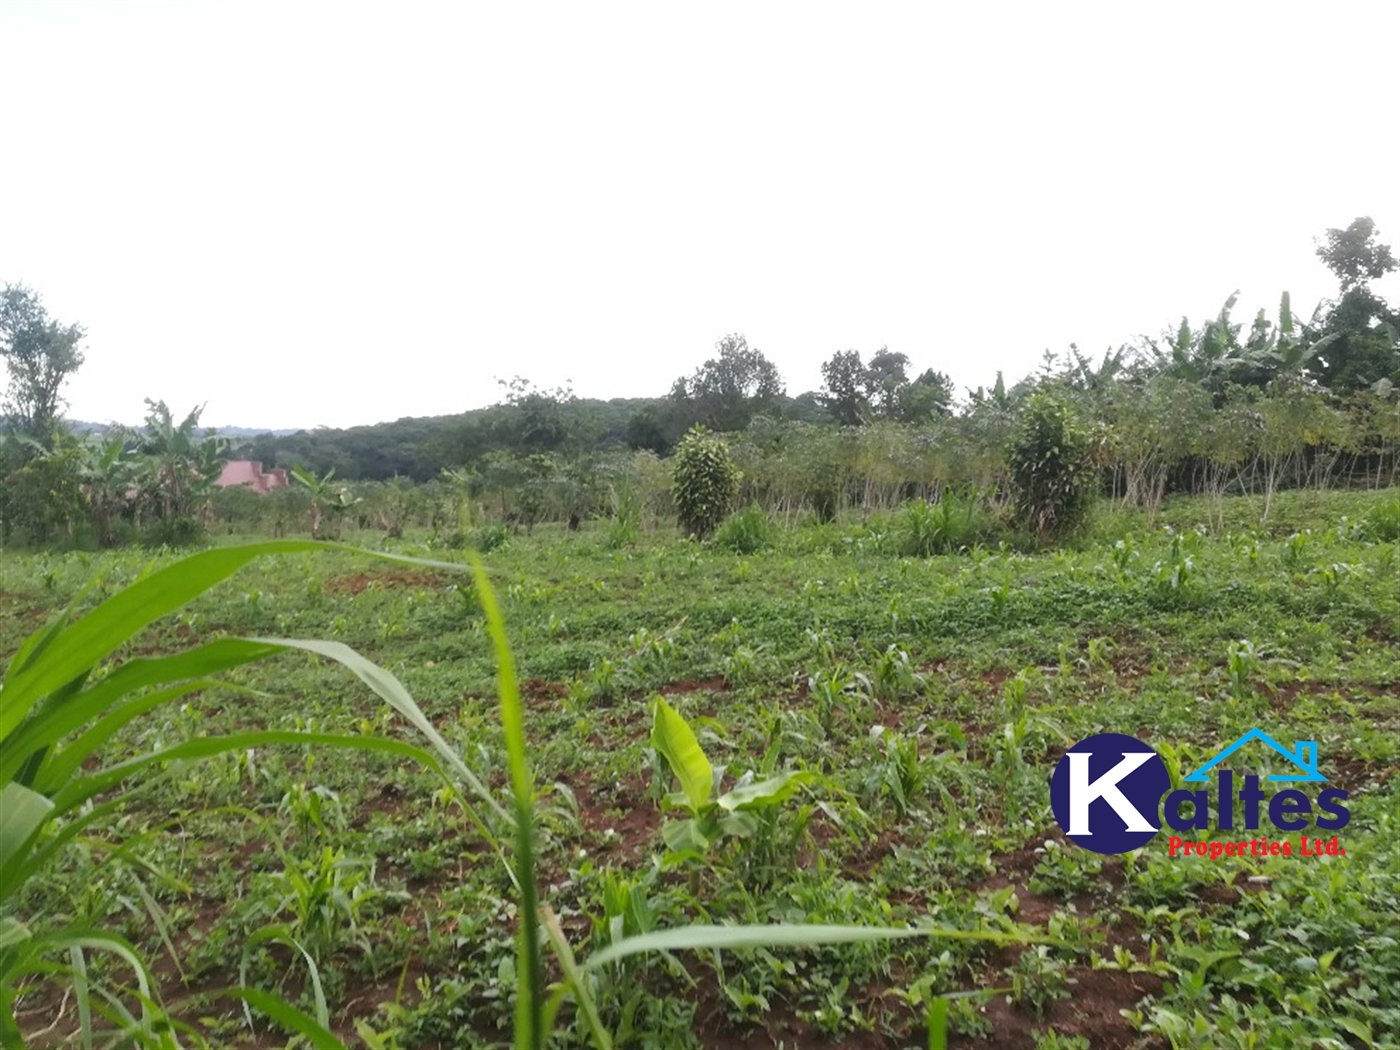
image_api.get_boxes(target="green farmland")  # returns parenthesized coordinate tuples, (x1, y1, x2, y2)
(3, 489, 1398, 1049)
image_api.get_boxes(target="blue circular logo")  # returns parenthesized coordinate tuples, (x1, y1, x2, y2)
(1050, 733, 1169, 854)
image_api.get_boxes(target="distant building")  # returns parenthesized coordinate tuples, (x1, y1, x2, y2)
(216, 460, 289, 495)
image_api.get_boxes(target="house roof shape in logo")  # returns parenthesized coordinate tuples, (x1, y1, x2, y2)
(1182, 728, 1326, 783)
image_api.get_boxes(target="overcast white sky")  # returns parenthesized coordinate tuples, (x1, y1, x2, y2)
(2, 0, 1398, 430)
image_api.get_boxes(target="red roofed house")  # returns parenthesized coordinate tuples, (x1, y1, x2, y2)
(216, 460, 289, 495)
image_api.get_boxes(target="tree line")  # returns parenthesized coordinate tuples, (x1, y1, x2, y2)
(2, 217, 1397, 548)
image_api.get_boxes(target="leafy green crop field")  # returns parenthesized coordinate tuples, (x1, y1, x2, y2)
(3, 489, 1398, 1049)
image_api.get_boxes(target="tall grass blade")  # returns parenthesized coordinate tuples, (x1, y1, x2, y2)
(48, 731, 444, 815)
(69, 945, 92, 1050)
(2, 637, 284, 783)
(0, 541, 325, 736)
(540, 905, 613, 1049)
(238, 926, 335, 1037)
(0, 783, 52, 872)
(928, 996, 948, 1050)
(234, 987, 347, 1050)
(124, 871, 186, 984)
(1, 540, 465, 739)
(468, 553, 543, 1050)
(584, 923, 1046, 972)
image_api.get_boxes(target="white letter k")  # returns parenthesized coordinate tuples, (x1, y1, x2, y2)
(1067, 752, 1157, 836)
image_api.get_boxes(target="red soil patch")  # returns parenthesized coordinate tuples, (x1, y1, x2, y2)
(952, 967, 1164, 1050)
(566, 772, 660, 864)
(659, 676, 729, 694)
(325, 569, 452, 595)
(521, 677, 569, 707)
(949, 836, 1167, 1049)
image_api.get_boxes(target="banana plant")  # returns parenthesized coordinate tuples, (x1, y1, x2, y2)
(290, 465, 360, 539)
(649, 696, 814, 877)
(137, 399, 224, 522)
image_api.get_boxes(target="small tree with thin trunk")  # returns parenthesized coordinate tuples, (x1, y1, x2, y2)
(0, 284, 85, 446)
(1007, 393, 1096, 540)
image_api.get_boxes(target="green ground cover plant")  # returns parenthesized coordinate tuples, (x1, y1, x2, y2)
(0, 485, 1397, 1048)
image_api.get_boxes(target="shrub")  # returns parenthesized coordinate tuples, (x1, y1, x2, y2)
(811, 485, 839, 524)
(431, 523, 510, 552)
(1007, 393, 1097, 539)
(139, 515, 207, 549)
(1362, 494, 1400, 542)
(671, 426, 740, 539)
(715, 504, 774, 553)
(471, 523, 511, 552)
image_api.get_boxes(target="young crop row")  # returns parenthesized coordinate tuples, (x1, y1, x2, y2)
(1, 487, 1397, 1048)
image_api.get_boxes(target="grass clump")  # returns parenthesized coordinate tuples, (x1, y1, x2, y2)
(715, 504, 775, 553)
(897, 490, 999, 556)
(1363, 493, 1400, 541)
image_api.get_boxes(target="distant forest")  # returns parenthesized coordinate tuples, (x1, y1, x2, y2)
(235, 385, 830, 483)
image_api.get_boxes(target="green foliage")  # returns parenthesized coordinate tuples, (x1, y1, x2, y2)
(0, 284, 85, 444)
(1152, 529, 1197, 597)
(3, 458, 1399, 1047)
(650, 695, 818, 890)
(0, 436, 85, 546)
(670, 333, 785, 433)
(819, 349, 869, 425)
(469, 523, 511, 552)
(714, 504, 774, 553)
(671, 426, 740, 539)
(138, 514, 207, 549)
(1009, 946, 1070, 1018)
(1007, 393, 1097, 539)
(138, 399, 224, 524)
(1316, 216, 1398, 293)
(1225, 638, 1261, 698)
(0, 541, 482, 1047)
(819, 348, 953, 426)
(1362, 493, 1400, 541)
(604, 478, 643, 548)
(897, 490, 998, 556)
(1309, 218, 1400, 391)
(291, 465, 360, 540)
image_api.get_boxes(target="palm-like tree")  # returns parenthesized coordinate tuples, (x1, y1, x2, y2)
(290, 465, 359, 539)
(78, 435, 139, 547)
(138, 400, 223, 522)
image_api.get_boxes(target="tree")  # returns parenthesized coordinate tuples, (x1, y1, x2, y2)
(0, 433, 84, 544)
(819, 350, 868, 426)
(897, 368, 955, 422)
(671, 425, 740, 538)
(1317, 217, 1397, 292)
(496, 377, 575, 453)
(0, 284, 86, 444)
(79, 435, 139, 547)
(819, 348, 942, 425)
(625, 404, 670, 454)
(671, 334, 784, 432)
(1308, 218, 1400, 391)
(864, 348, 910, 419)
(1007, 393, 1097, 539)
